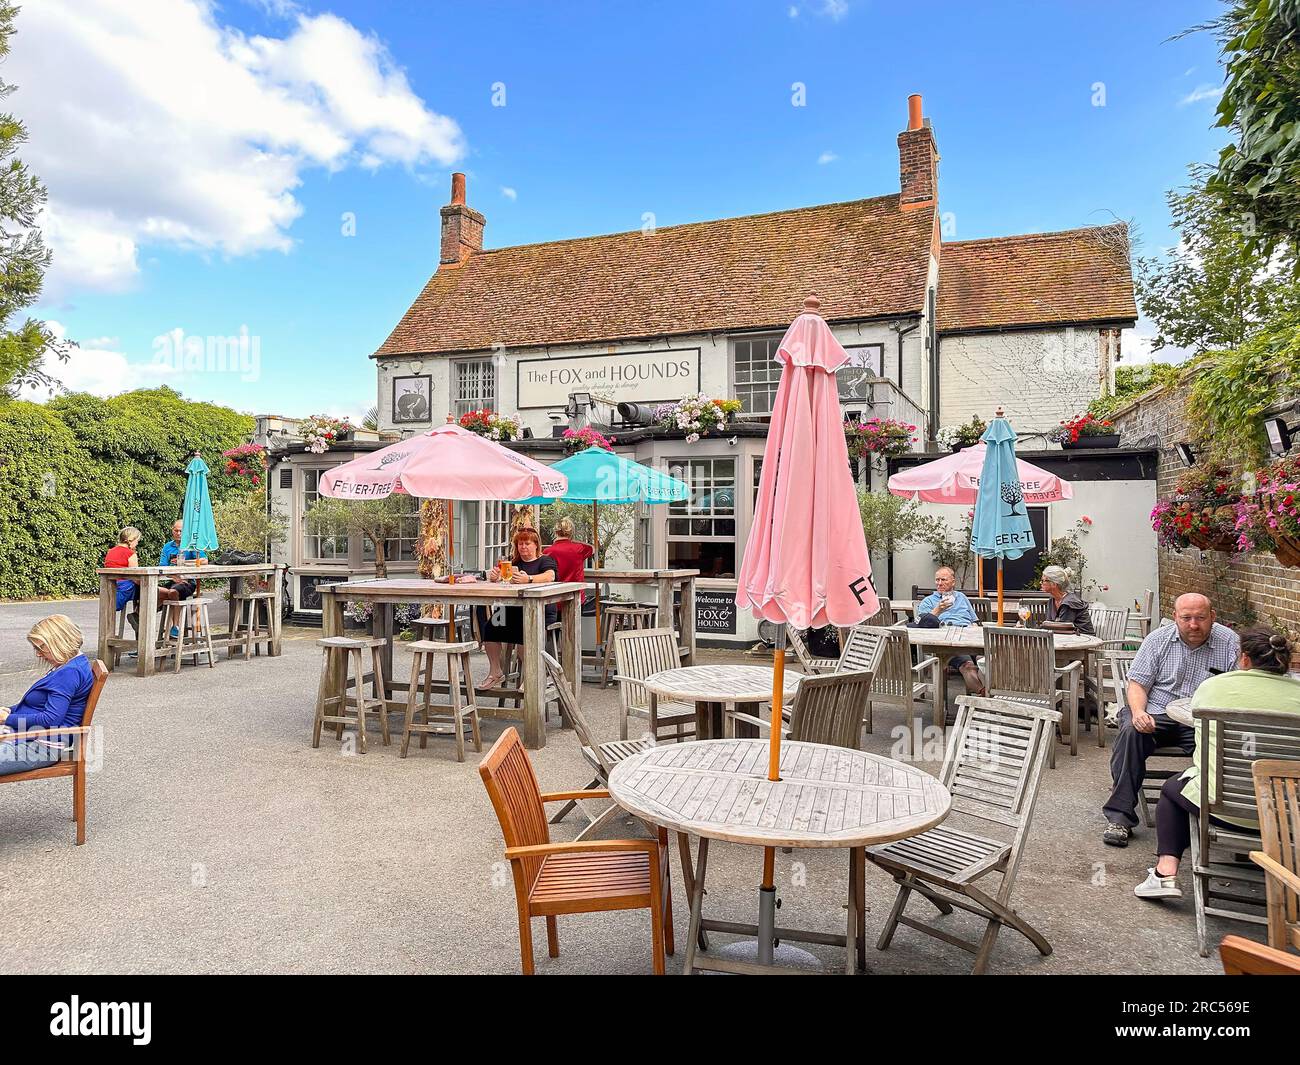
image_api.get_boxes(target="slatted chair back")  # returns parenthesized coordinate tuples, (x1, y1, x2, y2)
(1017, 598, 1050, 625)
(839, 625, 890, 682)
(969, 597, 993, 623)
(1252, 759, 1300, 953)
(1089, 605, 1130, 645)
(788, 670, 874, 750)
(1196, 708, 1300, 827)
(1104, 650, 1139, 709)
(613, 628, 681, 713)
(1142, 588, 1157, 626)
(478, 728, 551, 893)
(941, 696, 1058, 826)
(862, 597, 894, 628)
(540, 650, 611, 775)
(985, 625, 1055, 709)
(786, 626, 836, 674)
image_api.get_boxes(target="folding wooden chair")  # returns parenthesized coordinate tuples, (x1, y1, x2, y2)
(849, 625, 940, 735)
(1103, 648, 1188, 823)
(1219, 934, 1300, 975)
(612, 627, 695, 742)
(725, 669, 874, 750)
(0, 659, 108, 845)
(1189, 707, 1300, 957)
(984, 624, 1082, 763)
(867, 695, 1060, 974)
(1251, 759, 1300, 955)
(478, 728, 674, 974)
(787, 625, 838, 675)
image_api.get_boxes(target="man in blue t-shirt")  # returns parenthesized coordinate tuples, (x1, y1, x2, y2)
(160, 518, 205, 601)
(912, 566, 985, 695)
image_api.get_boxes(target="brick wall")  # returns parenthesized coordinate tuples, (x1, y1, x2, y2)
(1110, 373, 1300, 642)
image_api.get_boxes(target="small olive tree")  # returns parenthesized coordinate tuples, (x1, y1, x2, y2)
(213, 490, 287, 558)
(539, 501, 636, 567)
(305, 495, 414, 578)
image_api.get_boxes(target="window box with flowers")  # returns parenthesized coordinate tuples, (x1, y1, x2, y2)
(1050, 413, 1119, 450)
(561, 426, 615, 455)
(1236, 456, 1300, 567)
(654, 395, 741, 443)
(844, 418, 917, 461)
(936, 416, 986, 452)
(299, 414, 352, 454)
(1151, 465, 1243, 554)
(458, 409, 521, 441)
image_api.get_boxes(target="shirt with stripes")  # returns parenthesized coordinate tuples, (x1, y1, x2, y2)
(1127, 622, 1240, 715)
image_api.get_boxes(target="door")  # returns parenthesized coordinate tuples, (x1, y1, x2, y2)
(978, 505, 1048, 590)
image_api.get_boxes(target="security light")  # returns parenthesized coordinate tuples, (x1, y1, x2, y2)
(1175, 442, 1196, 467)
(1264, 416, 1294, 455)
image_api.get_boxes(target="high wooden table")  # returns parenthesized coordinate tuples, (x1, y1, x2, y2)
(97, 563, 287, 676)
(317, 578, 585, 749)
(608, 738, 951, 974)
(643, 664, 804, 740)
(585, 568, 698, 665)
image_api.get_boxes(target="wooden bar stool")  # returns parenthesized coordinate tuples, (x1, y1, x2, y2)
(229, 591, 275, 660)
(163, 598, 216, 672)
(401, 640, 482, 762)
(311, 636, 390, 754)
(601, 604, 659, 688)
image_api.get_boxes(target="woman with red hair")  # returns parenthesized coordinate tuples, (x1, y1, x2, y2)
(478, 528, 557, 689)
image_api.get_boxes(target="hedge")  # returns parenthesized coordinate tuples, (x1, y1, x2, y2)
(0, 386, 255, 599)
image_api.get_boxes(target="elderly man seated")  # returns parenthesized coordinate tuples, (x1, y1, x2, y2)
(1101, 593, 1240, 847)
(912, 566, 985, 695)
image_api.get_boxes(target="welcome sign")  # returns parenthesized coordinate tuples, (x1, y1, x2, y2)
(516, 348, 701, 409)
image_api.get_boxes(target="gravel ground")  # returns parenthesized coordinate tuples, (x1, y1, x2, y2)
(0, 596, 1232, 974)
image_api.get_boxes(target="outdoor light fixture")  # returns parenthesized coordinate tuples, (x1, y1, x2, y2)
(1264, 416, 1295, 455)
(1175, 442, 1196, 467)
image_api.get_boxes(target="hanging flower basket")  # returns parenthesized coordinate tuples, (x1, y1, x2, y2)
(1234, 458, 1300, 567)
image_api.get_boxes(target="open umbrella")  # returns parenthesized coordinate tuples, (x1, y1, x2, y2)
(969, 410, 1036, 623)
(887, 440, 1071, 594)
(180, 453, 220, 557)
(734, 294, 879, 964)
(516, 445, 690, 639)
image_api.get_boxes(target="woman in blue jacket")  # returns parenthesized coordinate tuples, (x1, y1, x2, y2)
(0, 615, 95, 775)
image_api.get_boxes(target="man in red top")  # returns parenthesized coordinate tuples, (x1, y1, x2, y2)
(543, 518, 594, 603)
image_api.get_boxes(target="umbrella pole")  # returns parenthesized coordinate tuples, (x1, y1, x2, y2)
(447, 500, 456, 641)
(977, 552, 983, 597)
(996, 557, 1004, 626)
(592, 502, 601, 652)
(758, 621, 787, 966)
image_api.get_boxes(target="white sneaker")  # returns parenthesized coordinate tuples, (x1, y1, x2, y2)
(1134, 868, 1182, 900)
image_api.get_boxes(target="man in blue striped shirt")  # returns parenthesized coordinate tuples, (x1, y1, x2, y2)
(1101, 593, 1240, 846)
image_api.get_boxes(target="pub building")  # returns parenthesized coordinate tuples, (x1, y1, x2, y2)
(269, 95, 1155, 645)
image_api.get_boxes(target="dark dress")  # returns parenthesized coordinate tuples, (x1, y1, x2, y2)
(476, 555, 559, 645)
(1046, 591, 1096, 635)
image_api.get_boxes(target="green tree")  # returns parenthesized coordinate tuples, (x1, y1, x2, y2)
(1194, 0, 1300, 254)
(305, 496, 414, 578)
(1088, 363, 1184, 419)
(0, 2, 67, 396)
(1135, 178, 1299, 354)
(857, 490, 947, 554)
(538, 501, 635, 567)
(214, 491, 287, 557)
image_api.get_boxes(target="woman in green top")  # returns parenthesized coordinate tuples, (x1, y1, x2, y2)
(1134, 628, 1300, 900)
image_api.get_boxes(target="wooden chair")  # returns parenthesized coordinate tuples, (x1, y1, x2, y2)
(0, 659, 108, 845)
(851, 626, 941, 734)
(613, 627, 696, 742)
(229, 590, 276, 660)
(1189, 707, 1300, 956)
(1104, 649, 1187, 822)
(1097, 649, 1139, 748)
(863, 597, 894, 628)
(310, 635, 390, 754)
(478, 727, 674, 974)
(400, 640, 482, 762)
(541, 650, 653, 840)
(787, 626, 838, 675)
(163, 597, 216, 672)
(1127, 588, 1157, 640)
(984, 625, 1082, 763)
(867, 695, 1059, 974)
(1089, 604, 1131, 648)
(1017, 598, 1050, 626)
(600, 603, 658, 688)
(725, 670, 874, 750)
(969, 597, 993, 623)
(1251, 759, 1300, 955)
(1219, 934, 1300, 975)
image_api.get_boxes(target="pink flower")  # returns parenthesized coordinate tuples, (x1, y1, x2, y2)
(1081, 515, 1093, 525)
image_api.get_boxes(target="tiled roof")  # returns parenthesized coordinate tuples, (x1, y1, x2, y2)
(937, 224, 1137, 333)
(375, 196, 935, 357)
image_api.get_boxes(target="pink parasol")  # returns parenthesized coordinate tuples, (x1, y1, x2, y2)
(886, 442, 1073, 505)
(734, 294, 879, 965)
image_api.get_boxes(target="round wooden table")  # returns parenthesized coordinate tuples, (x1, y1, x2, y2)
(608, 738, 952, 974)
(643, 664, 805, 740)
(902, 624, 1102, 656)
(1165, 698, 1194, 727)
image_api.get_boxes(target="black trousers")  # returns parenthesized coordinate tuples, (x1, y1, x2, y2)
(1153, 774, 1239, 859)
(1102, 708, 1195, 828)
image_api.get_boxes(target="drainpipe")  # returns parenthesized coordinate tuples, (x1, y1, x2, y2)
(893, 319, 918, 390)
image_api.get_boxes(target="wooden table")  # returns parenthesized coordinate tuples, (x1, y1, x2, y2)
(317, 578, 585, 749)
(585, 568, 699, 665)
(1165, 698, 1194, 727)
(903, 624, 1101, 658)
(608, 738, 951, 974)
(643, 664, 804, 740)
(97, 563, 287, 676)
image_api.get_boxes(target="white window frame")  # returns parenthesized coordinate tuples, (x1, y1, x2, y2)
(666, 456, 737, 573)
(730, 334, 783, 416)
(301, 467, 349, 563)
(453, 358, 496, 417)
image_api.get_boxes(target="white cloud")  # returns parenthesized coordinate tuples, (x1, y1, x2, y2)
(1179, 83, 1224, 107)
(500, 186, 518, 201)
(1121, 326, 1193, 366)
(9, 0, 466, 298)
(820, 0, 849, 19)
(788, 6, 800, 17)
(817, 151, 838, 165)
(18, 322, 180, 400)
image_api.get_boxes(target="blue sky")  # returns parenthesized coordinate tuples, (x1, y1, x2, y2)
(19, 0, 1228, 418)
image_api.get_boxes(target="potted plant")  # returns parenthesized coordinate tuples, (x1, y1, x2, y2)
(654, 395, 741, 443)
(299, 414, 352, 454)
(844, 417, 917, 461)
(458, 409, 521, 441)
(936, 415, 986, 452)
(1152, 464, 1242, 553)
(1236, 456, 1300, 567)
(561, 426, 615, 455)
(1050, 413, 1120, 449)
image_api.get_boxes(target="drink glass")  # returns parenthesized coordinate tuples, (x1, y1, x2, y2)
(499, 559, 513, 582)
(1018, 604, 1031, 626)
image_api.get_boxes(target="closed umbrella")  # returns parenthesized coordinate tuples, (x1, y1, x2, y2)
(735, 294, 879, 964)
(516, 445, 690, 640)
(180, 453, 220, 557)
(969, 410, 1036, 624)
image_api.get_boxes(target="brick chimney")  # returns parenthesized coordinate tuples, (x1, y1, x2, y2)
(440, 172, 485, 266)
(897, 94, 938, 211)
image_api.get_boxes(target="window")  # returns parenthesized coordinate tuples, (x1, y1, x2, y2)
(302, 468, 348, 561)
(483, 500, 510, 567)
(361, 495, 419, 564)
(454, 359, 495, 417)
(837, 344, 885, 402)
(667, 457, 736, 577)
(732, 335, 782, 415)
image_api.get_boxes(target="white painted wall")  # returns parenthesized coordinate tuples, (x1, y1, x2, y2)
(890, 475, 1158, 613)
(938, 326, 1103, 436)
